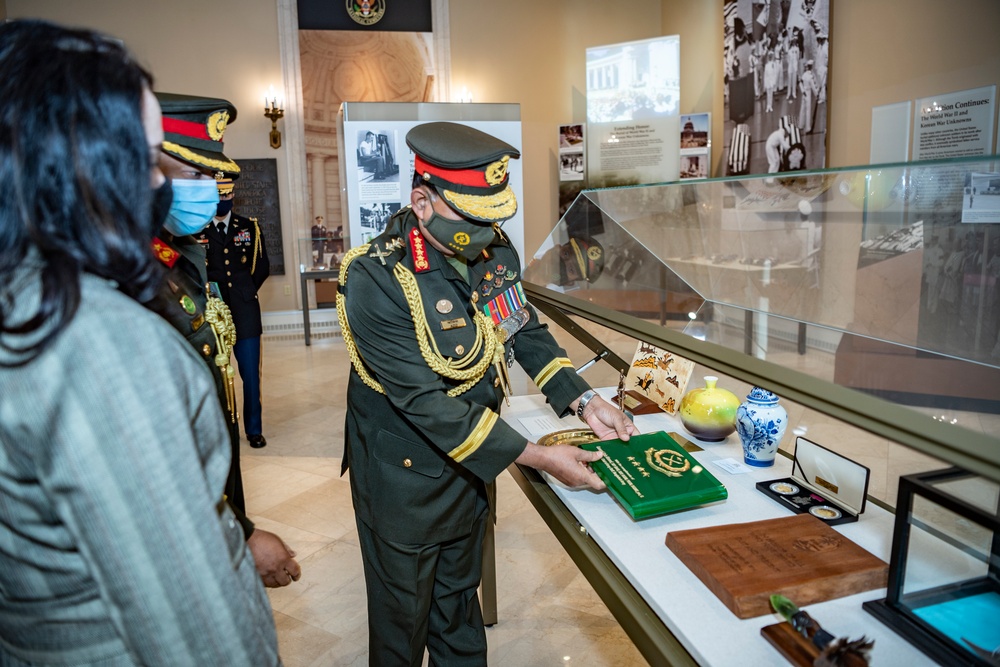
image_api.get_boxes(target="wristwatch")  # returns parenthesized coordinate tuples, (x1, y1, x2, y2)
(576, 389, 598, 422)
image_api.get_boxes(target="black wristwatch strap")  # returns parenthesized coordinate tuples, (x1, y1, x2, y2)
(576, 389, 597, 421)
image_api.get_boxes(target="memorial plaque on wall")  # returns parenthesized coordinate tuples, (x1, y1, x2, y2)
(234, 159, 284, 275)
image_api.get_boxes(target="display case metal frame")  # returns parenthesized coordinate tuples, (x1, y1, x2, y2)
(509, 154, 1000, 665)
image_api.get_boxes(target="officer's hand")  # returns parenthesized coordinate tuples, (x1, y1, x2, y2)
(247, 529, 301, 588)
(516, 442, 606, 491)
(580, 395, 639, 442)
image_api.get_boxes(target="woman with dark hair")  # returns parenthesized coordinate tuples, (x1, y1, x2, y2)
(0, 20, 280, 665)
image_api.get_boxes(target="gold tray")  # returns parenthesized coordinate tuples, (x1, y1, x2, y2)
(536, 428, 599, 447)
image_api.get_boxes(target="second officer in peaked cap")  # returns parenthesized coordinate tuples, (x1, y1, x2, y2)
(147, 91, 299, 588)
(337, 121, 635, 663)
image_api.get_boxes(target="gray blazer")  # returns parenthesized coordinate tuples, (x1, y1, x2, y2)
(0, 271, 279, 665)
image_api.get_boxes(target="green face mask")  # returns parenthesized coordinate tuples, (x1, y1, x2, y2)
(422, 210, 497, 261)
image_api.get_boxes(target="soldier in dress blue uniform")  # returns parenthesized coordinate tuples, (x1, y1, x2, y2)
(152, 92, 298, 588)
(206, 175, 270, 449)
(338, 121, 636, 665)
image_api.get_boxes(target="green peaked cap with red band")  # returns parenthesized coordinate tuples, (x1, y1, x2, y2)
(156, 92, 240, 177)
(406, 121, 520, 224)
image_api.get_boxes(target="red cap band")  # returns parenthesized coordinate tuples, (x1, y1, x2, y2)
(163, 117, 213, 142)
(414, 155, 491, 188)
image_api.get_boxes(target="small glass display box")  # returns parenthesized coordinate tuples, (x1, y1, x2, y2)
(864, 467, 1000, 666)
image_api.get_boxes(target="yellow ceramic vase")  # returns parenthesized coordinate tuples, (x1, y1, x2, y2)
(679, 375, 739, 442)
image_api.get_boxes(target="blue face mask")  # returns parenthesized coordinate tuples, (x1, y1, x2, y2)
(162, 179, 220, 236)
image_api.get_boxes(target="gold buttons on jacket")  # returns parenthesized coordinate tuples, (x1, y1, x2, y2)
(435, 299, 453, 314)
(225, 260, 230, 265)
(202, 344, 212, 356)
(454, 345, 465, 356)
(224, 248, 229, 254)
(403, 458, 412, 468)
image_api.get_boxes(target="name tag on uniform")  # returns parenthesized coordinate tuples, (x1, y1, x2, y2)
(440, 317, 467, 331)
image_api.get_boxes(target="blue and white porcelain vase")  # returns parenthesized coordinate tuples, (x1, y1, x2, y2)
(735, 387, 788, 467)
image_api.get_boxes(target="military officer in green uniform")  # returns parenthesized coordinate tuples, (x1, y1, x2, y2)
(149, 92, 300, 588)
(338, 121, 635, 665)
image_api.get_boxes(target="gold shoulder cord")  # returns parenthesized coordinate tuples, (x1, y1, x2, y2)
(204, 296, 239, 422)
(337, 245, 505, 397)
(251, 218, 262, 275)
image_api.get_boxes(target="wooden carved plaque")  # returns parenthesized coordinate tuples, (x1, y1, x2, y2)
(665, 514, 888, 619)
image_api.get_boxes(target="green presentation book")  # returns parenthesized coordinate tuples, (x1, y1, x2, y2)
(580, 431, 727, 520)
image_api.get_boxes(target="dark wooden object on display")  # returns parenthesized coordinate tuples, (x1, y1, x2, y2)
(665, 514, 889, 619)
(616, 389, 664, 415)
(761, 621, 821, 667)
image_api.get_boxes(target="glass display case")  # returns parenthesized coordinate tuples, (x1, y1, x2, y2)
(521, 154, 1000, 498)
(864, 468, 1000, 667)
(297, 238, 342, 344)
(508, 155, 1000, 665)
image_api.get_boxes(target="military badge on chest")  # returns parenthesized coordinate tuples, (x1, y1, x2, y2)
(482, 280, 529, 370)
(234, 229, 252, 246)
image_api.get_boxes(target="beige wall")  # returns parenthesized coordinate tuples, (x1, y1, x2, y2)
(5, 0, 300, 311)
(449, 0, 663, 256)
(661, 0, 1000, 175)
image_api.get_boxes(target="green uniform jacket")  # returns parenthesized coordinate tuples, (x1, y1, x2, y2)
(342, 208, 590, 544)
(147, 231, 254, 537)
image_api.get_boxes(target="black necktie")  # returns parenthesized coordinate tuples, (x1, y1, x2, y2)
(216, 222, 226, 236)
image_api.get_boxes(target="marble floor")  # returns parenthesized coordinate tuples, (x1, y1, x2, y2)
(245, 333, 647, 667)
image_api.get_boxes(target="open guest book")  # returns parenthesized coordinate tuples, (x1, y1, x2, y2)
(579, 431, 727, 520)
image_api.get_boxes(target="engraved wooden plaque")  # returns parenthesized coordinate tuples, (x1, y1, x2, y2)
(665, 514, 888, 619)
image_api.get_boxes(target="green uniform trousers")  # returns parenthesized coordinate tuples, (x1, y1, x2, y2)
(357, 512, 489, 667)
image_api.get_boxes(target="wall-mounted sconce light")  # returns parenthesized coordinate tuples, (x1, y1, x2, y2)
(264, 85, 284, 149)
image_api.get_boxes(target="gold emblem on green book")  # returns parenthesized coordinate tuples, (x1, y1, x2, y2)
(645, 448, 691, 477)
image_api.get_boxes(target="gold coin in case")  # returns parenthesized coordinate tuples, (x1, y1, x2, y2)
(769, 482, 800, 496)
(809, 505, 842, 520)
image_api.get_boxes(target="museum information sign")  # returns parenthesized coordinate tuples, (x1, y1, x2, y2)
(913, 85, 996, 161)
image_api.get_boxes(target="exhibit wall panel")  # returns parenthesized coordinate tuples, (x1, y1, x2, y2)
(5, 0, 300, 312)
(661, 0, 1000, 174)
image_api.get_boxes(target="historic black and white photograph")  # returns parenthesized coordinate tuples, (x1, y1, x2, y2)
(722, 0, 829, 176)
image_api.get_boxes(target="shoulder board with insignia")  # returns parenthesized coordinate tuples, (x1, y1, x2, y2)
(494, 226, 511, 247)
(366, 236, 406, 268)
(151, 238, 180, 268)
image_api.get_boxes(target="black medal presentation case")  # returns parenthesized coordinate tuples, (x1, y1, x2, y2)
(756, 436, 871, 526)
